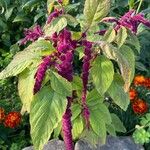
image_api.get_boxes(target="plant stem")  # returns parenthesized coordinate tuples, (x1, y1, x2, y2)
(136, 0, 143, 14)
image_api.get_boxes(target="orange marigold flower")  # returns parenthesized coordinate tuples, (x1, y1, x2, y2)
(4, 112, 21, 128)
(129, 88, 137, 101)
(134, 75, 146, 86)
(144, 78, 150, 88)
(0, 108, 5, 123)
(132, 99, 148, 114)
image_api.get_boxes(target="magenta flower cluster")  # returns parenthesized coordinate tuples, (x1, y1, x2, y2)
(100, 10, 150, 34)
(81, 40, 92, 128)
(52, 29, 77, 82)
(20, 25, 43, 45)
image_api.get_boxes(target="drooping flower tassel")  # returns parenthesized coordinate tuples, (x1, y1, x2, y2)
(62, 97, 74, 150)
(33, 54, 56, 95)
(20, 25, 43, 45)
(81, 40, 92, 128)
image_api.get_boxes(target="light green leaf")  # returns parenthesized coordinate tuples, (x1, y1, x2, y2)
(100, 43, 131, 91)
(18, 68, 36, 113)
(71, 103, 81, 120)
(91, 55, 114, 95)
(50, 71, 72, 97)
(119, 45, 135, 82)
(107, 75, 130, 111)
(5, 6, 15, 20)
(106, 124, 116, 136)
(63, 0, 69, 6)
(83, 0, 110, 30)
(89, 103, 112, 124)
(30, 86, 67, 150)
(116, 26, 127, 48)
(62, 14, 78, 27)
(90, 111, 106, 144)
(0, 50, 36, 79)
(103, 27, 116, 43)
(76, 47, 84, 59)
(72, 115, 84, 140)
(126, 31, 140, 53)
(72, 75, 83, 91)
(87, 89, 104, 106)
(44, 17, 67, 36)
(111, 113, 126, 133)
(0, 39, 54, 79)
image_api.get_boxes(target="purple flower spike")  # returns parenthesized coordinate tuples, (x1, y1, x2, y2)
(20, 25, 43, 45)
(34, 55, 55, 94)
(62, 97, 74, 150)
(81, 40, 92, 128)
(100, 9, 150, 34)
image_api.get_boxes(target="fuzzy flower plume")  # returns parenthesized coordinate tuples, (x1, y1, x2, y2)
(62, 97, 74, 150)
(20, 25, 43, 45)
(100, 10, 150, 34)
(33, 52, 58, 94)
(81, 40, 92, 128)
(52, 29, 77, 81)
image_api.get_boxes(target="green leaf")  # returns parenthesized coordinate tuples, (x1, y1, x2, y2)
(0, 51, 36, 79)
(106, 124, 116, 136)
(25, 39, 56, 56)
(107, 74, 130, 111)
(91, 55, 114, 95)
(72, 75, 83, 91)
(90, 111, 106, 144)
(72, 115, 84, 140)
(0, 39, 54, 79)
(62, 0, 69, 6)
(5, 6, 15, 20)
(13, 13, 30, 22)
(116, 26, 127, 48)
(100, 43, 132, 91)
(126, 31, 140, 53)
(111, 113, 126, 133)
(18, 67, 37, 113)
(22, 0, 40, 9)
(128, 0, 135, 10)
(30, 86, 67, 150)
(44, 17, 67, 36)
(62, 14, 78, 27)
(89, 103, 112, 124)
(71, 103, 81, 120)
(76, 47, 84, 59)
(119, 45, 135, 82)
(103, 27, 116, 43)
(87, 89, 104, 106)
(83, 0, 110, 30)
(50, 71, 72, 97)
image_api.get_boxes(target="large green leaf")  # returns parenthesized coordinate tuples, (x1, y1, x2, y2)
(90, 110, 106, 144)
(100, 43, 131, 91)
(50, 71, 72, 97)
(72, 115, 84, 140)
(18, 68, 36, 113)
(91, 55, 114, 95)
(30, 86, 67, 150)
(111, 113, 126, 133)
(107, 75, 130, 111)
(44, 17, 67, 36)
(119, 45, 135, 82)
(0, 39, 55, 79)
(0, 50, 36, 79)
(87, 89, 104, 106)
(83, 0, 110, 30)
(116, 26, 127, 48)
(88, 102, 112, 125)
